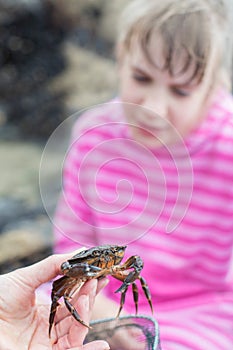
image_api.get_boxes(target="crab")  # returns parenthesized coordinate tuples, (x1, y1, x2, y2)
(49, 244, 153, 337)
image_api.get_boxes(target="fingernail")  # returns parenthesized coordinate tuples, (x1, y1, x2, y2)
(103, 278, 110, 287)
(103, 340, 110, 349)
(95, 340, 110, 349)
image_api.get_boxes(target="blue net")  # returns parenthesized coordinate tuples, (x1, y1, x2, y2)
(85, 314, 162, 350)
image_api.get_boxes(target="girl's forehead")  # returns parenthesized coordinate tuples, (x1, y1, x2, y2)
(128, 37, 201, 85)
(128, 35, 163, 65)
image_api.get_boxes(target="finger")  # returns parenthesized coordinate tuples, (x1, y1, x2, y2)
(78, 279, 98, 313)
(69, 279, 109, 318)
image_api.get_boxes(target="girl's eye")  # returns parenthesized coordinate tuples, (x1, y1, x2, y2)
(132, 74, 151, 83)
(172, 87, 190, 97)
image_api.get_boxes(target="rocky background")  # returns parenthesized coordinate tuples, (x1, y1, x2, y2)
(0, 0, 131, 273)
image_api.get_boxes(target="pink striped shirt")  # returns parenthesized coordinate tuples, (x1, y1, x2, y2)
(54, 89, 233, 349)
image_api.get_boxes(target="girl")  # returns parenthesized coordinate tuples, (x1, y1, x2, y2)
(53, 1, 233, 348)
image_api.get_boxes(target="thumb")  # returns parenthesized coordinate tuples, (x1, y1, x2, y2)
(11, 250, 85, 290)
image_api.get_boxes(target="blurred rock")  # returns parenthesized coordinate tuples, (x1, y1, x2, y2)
(46, 0, 105, 31)
(0, 0, 42, 25)
(0, 228, 52, 273)
(0, 197, 32, 231)
(98, 0, 132, 43)
(0, 0, 127, 139)
(0, 141, 42, 203)
(0, 105, 7, 126)
(49, 42, 117, 112)
(0, 0, 67, 139)
(0, 139, 58, 272)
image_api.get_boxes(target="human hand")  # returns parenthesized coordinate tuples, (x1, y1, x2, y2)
(0, 253, 110, 350)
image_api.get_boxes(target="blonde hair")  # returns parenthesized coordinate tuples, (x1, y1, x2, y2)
(117, 0, 233, 89)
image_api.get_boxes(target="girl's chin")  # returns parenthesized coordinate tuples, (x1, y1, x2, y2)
(130, 127, 176, 149)
(131, 131, 167, 149)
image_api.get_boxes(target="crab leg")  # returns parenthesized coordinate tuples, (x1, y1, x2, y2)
(49, 276, 72, 337)
(139, 276, 154, 313)
(64, 295, 91, 329)
(116, 284, 128, 318)
(116, 281, 139, 318)
(49, 264, 103, 337)
(132, 282, 139, 314)
(49, 296, 60, 337)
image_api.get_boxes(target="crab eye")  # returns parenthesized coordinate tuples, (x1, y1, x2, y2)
(93, 250, 100, 256)
(61, 261, 70, 271)
(112, 246, 119, 253)
(116, 246, 126, 252)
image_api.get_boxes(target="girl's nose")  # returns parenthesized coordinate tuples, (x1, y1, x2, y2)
(142, 90, 168, 120)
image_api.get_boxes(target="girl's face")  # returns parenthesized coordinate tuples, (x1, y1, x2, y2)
(118, 39, 217, 148)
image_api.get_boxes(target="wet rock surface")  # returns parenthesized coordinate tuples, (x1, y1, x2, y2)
(0, 0, 122, 273)
(0, 140, 55, 273)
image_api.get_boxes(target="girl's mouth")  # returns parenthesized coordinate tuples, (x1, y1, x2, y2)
(137, 121, 169, 134)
